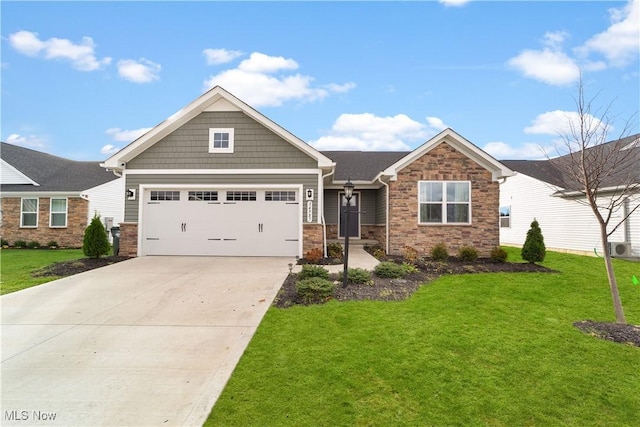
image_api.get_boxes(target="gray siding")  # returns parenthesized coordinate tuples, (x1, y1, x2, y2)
(128, 111, 318, 169)
(124, 173, 318, 222)
(323, 189, 379, 225)
(375, 187, 387, 225)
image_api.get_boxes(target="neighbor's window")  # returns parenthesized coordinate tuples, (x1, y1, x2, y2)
(500, 206, 511, 228)
(21, 198, 38, 227)
(419, 181, 470, 224)
(50, 198, 68, 228)
(208, 128, 234, 153)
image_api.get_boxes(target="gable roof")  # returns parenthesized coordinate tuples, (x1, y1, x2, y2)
(102, 86, 334, 170)
(503, 133, 640, 191)
(381, 128, 513, 181)
(321, 151, 408, 182)
(0, 142, 118, 193)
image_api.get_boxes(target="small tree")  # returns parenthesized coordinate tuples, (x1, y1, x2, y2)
(83, 214, 110, 258)
(522, 219, 546, 263)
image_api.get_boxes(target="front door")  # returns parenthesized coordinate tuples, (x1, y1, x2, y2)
(339, 192, 359, 238)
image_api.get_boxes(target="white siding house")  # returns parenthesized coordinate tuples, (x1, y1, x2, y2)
(81, 176, 125, 227)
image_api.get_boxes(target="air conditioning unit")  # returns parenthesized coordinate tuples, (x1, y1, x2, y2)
(609, 242, 632, 257)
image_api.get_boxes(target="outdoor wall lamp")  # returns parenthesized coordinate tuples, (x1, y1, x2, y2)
(342, 177, 354, 288)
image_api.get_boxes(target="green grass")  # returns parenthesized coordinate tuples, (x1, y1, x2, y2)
(206, 249, 640, 426)
(0, 249, 85, 295)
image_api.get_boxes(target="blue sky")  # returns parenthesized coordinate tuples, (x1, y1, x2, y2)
(2, 0, 638, 161)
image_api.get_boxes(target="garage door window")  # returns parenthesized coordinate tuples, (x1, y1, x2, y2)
(150, 191, 180, 201)
(189, 191, 218, 201)
(266, 191, 296, 201)
(227, 191, 256, 201)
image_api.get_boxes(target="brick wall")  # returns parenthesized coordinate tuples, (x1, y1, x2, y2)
(388, 142, 499, 257)
(118, 222, 138, 256)
(0, 197, 89, 248)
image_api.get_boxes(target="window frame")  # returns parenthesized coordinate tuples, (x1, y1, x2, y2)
(49, 197, 68, 228)
(208, 128, 235, 154)
(20, 197, 39, 228)
(418, 181, 472, 225)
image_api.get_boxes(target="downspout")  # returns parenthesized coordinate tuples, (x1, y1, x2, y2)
(321, 167, 336, 257)
(377, 174, 390, 255)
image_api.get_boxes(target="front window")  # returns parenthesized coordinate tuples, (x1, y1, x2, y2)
(21, 198, 38, 227)
(209, 128, 234, 153)
(50, 198, 67, 227)
(419, 181, 470, 224)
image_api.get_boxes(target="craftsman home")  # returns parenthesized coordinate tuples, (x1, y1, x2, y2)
(0, 142, 123, 247)
(500, 134, 640, 258)
(102, 86, 513, 258)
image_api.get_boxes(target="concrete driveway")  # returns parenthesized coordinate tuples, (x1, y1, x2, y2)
(1, 256, 291, 426)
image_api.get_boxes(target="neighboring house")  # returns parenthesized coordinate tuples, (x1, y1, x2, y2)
(102, 86, 512, 259)
(0, 142, 124, 247)
(500, 134, 640, 258)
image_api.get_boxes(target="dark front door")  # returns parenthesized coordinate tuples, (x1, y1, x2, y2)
(339, 192, 359, 238)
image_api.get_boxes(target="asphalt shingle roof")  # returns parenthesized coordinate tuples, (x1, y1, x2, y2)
(1, 142, 118, 193)
(321, 151, 409, 181)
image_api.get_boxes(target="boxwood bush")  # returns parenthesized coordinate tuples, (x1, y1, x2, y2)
(295, 277, 336, 304)
(340, 268, 372, 285)
(298, 265, 330, 280)
(375, 262, 406, 279)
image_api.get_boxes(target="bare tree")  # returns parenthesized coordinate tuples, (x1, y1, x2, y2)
(549, 77, 639, 324)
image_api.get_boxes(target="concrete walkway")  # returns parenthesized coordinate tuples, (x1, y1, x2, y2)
(293, 246, 380, 274)
(1, 256, 292, 426)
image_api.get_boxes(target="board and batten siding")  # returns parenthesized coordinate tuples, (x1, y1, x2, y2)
(126, 112, 317, 170)
(500, 173, 635, 256)
(124, 173, 318, 223)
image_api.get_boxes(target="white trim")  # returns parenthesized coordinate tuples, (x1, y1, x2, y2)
(1, 159, 40, 186)
(137, 184, 303, 257)
(338, 191, 361, 239)
(49, 197, 68, 228)
(208, 128, 234, 154)
(102, 86, 333, 169)
(20, 197, 39, 228)
(2, 191, 80, 197)
(124, 168, 321, 175)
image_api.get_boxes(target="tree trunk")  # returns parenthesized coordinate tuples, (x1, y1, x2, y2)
(600, 226, 626, 324)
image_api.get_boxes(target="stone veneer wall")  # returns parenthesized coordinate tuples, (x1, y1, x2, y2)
(0, 197, 89, 248)
(118, 222, 139, 257)
(388, 142, 499, 257)
(303, 223, 324, 254)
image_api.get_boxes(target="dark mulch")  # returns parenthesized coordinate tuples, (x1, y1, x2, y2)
(574, 320, 640, 347)
(32, 256, 131, 277)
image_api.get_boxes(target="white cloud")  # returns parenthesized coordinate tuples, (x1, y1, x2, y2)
(439, 0, 471, 6)
(5, 133, 46, 150)
(507, 48, 579, 86)
(577, 0, 639, 67)
(483, 141, 548, 160)
(8, 30, 111, 71)
(105, 127, 152, 142)
(426, 116, 447, 132)
(203, 48, 243, 65)
(524, 110, 606, 136)
(310, 113, 445, 151)
(100, 144, 120, 155)
(117, 58, 161, 83)
(203, 52, 355, 107)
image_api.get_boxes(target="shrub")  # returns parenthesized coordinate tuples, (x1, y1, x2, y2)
(402, 246, 419, 263)
(14, 240, 27, 248)
(367, 245, 386, 260)
(298, 265, 330, 281)
(491, 246, 508, 263)
(431, 243, 449, 261)
(304, 248, 323, 263)
(83, 214, 110, 258)
(458, 246, 478, 262)
(327, 243, 343, 259)
(295, 277, 336, 304)
(47, 241, 59, 248)
(1, 239, 9, 246)
(340, 268, 372, 285)
(401, 262, 419, 275)
(27, 241, 41, 249)
(375, 261, 406, 279)
(522, 219, 546, 263)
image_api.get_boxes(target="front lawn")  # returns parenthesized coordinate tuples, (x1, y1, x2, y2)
(206, 249, 640, 426)
(0, 249, 84, 294)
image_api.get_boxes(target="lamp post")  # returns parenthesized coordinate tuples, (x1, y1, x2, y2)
(342, 178, 354, 288)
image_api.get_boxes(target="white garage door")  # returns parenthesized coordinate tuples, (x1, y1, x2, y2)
(142, 188, 300, 256)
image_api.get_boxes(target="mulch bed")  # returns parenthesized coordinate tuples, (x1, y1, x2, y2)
(573, 320, 640, 347)
(32, 256, 131, 277)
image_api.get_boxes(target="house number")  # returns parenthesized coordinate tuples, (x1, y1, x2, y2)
(306, 201, 313, 222)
